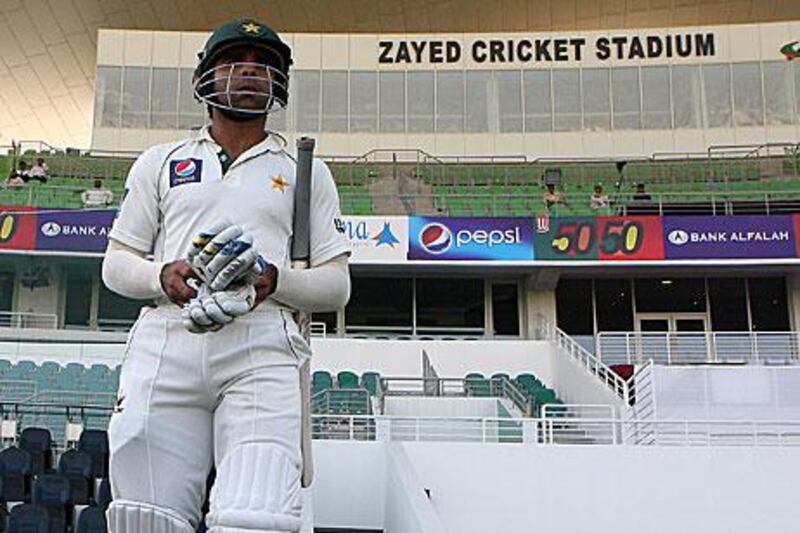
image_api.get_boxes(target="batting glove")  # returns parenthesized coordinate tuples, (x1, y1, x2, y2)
(186, 223, 269, 292)
(182, 282, 257, 334)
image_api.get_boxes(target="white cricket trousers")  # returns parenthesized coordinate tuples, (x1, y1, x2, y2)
(106, 305, 310, 533)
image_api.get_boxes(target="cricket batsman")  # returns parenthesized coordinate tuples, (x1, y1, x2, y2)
(101, 19, 351, 533)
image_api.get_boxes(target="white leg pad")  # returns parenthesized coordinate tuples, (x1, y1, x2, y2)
(106, 500, 196, 533)
(207, 442, 302, 533)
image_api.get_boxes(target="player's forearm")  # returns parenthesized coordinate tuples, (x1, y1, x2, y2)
(102, 239, 166, 300)
(268, 255, 350, 313)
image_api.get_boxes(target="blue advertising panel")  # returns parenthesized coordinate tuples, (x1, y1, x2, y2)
(663, 215, 796, 259)
(35, 209, 117, 253)
(408, 216, 534, 260)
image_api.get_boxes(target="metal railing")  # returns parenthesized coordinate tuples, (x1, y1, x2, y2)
(0, 312, 58, 330)
(596, 331, 800, 366)
(551, 326, 629, 399)
(311, 388, 371, 415)
(307, 413, 800, 447)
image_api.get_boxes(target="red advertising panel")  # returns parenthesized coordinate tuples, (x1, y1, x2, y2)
(596, 216, 664, 260)
(0, 205, 37, 250)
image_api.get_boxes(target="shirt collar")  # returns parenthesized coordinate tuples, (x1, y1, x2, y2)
(196, 125, 286, 156)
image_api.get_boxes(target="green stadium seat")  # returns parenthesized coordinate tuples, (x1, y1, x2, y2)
(337, 371, 359, 389)
(465, 372, 491, 397)
(360, 372, 381, 396)
(312, 371, 333, 394)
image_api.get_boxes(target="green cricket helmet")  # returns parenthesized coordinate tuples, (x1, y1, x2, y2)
(194, 19, 293, 118)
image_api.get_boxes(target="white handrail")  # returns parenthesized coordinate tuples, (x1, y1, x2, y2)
(0, 312, 58, 330)
(597, 331, 800, 366)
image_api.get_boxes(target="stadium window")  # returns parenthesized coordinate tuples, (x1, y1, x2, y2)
(708, 278, 749, 331)
(581, 68, 610, 131)
(523, 70, 552, 132)
(349, 71, 378, 133)
(294, 70, 321, 132)
(701, 64, 733, 128)
(494, 70, 522, 133)
(491, 283, 519, 336)
(178, 68, 205, 130)
(95, 66, 122, 128)
(555, 279, 593, 335)
(345, 277, 412, 333)
(64, 271, 92, 329)
(379, 71, 405, 133)
(407, 71, 434, 133)
(97, 285, 142, 332)
(748, 277, 790, 331)
(415, 278, 484, 335)
(313, 312, 337, 336)
(634, 278, 706, 313)
(671, 65, 702, 129)
(732, 62, 765, 126)
(436, 71, 465, 133)
(553, 69, 581, 131)
(594, 279, 633, 332)
(150, 68, 179, 129)
(120, 66, 150, 128)
(763, 61, 795, 126)
(641, 66, 671, 129)
(465, 71, 491, 133)
(322, 70, 348, 132)
(0, 272, 13, 313)
(611, 67, 641, 130)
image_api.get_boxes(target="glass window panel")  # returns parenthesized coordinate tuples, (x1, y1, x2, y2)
(582, 68, 610, 131)
(0, 272, 13, 312)
(641, 66, 671, 129)
(314, 312, 337, 335)
(708, 278, 748, 331)
(492, 283, 519, 336)
(121, 66, 149, 128)
(466, 71, 491, 132)
(407, 71, 434, 132)
(702, 64, 732, 128)
(748, 277, 790, 331)
(416, 278, 484, 332)
(97, 285, 142, 331)
(612, 67, 641, 130)
(523, 70, 552, 132)
(95, 66, 122, 128)
(322, 70, 348, 132)
(349, 71, 377, 133)
(732, 62, 764, 126)
(495, 70, 522, 133)
(595, 279, 633, 331)
(64, 271, 92, 329)
(150, 68, 178, 129)
(556, 279, 594, 335)
(634, 278, 706, 313)
(436, 71, 464, 133)
(379, 71, 405, 133)
(178, 68, 205, 130)
(553, 69, 581, 131)
(672, 65, 702, 129)
(346, 277, 412, 331)
(294, 70, 320, 132)
(763, 61, 794, 125)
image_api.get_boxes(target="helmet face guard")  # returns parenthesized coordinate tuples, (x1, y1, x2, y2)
(193, 60, 289, 117)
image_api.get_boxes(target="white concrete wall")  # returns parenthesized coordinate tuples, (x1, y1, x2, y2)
(384, 397, 501, 417)
(310, 440, 800, 533)
(550, 343, 624, 408)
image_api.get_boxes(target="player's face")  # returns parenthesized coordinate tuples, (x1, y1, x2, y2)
(210, 46, 273, 110)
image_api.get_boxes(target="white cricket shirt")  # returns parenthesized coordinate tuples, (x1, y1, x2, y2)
(109, 126, 350, 271)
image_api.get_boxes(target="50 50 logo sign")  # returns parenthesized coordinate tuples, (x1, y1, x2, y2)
(408, 216, 534, 261)
(0, 206, 37, 250)
(534, 215, 664, 260)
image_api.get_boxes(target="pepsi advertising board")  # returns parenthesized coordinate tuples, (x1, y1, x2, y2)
(408, 216, 534, 261)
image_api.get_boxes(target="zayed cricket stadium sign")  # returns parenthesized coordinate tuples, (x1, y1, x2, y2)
(379, 32, 715, 64)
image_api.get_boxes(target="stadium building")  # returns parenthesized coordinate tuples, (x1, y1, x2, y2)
(1, 1, 800, 532)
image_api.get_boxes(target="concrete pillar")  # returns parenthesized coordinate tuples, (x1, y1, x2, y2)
(786, 273, 800, 331)
(522, 269, 560, 339)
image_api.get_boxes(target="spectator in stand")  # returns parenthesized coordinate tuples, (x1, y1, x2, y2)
(82, 179, 114, 207)
(589, 184, 610, 210)
(543, 183, 565, 212)
(633, 183, 652, 202)
(27, 158, 49, 183)
(6, 160, 29, 187)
